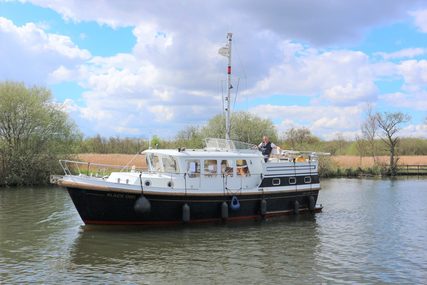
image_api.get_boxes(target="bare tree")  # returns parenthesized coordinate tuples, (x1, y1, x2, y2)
(361, 107, 378, 164)
(354, 135, 368, 167)
(334, 133, 347, 154)
(376, 112, 411, 175)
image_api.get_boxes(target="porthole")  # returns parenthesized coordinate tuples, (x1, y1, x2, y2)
(272, 178, 281, 186)
(289, 177, 296, 185)
(304, 176, 311, 184)
(144, 180, 151, 187)
(167, 181, 173, 188)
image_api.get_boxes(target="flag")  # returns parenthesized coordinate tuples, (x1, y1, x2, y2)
(218, 46, 229, 57)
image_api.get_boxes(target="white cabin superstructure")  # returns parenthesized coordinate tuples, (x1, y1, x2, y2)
(54, 138, 322, 225)
(59, 138, 320, 196)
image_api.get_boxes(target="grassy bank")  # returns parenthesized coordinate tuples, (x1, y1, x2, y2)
(77, 154, 427, 178)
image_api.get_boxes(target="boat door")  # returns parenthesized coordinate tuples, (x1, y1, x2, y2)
(221, 159, 241, 191)
(185, 159, 201, 189)
(201, 159, 222, 191)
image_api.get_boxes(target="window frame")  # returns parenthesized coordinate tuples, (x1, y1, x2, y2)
(272, 178, 281, 186)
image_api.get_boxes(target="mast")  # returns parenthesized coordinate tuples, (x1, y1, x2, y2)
(225, 33, 232, 141)
(219, 33, 233, 141)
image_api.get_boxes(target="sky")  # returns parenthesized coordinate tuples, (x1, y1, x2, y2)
(1, 0, 427, 141)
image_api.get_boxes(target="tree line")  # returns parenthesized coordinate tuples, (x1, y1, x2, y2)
(77, 126, 427, 157)
(1, 81, 426, 185)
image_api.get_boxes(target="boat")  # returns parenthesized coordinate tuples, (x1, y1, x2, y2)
(51, 33, 325, 225)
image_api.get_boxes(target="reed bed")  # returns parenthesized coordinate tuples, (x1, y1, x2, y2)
(77, 153, 147, 168)
(332, 155, 427, 168)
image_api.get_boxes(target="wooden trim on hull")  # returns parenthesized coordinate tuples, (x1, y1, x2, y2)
(59, 178, 321, 196)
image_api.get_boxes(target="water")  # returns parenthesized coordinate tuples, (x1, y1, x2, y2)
(1, 178, 426, 284)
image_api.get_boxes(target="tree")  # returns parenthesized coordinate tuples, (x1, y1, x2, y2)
(284, 127, 319, 150)
(375, 112, 411, 175)
(334, 133, 347, 155)
(201, 112, 278, 145)
(354, 135, 368, 166)
(175, 126, 204, 149)
(0, 81, 79, 185)
(150, 135, 162, 149)
(361, 107, 378, 163)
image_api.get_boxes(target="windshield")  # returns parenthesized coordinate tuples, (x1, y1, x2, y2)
(147, 153, 179, 173)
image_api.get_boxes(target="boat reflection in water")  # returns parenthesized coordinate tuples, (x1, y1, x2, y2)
(67, 215, 321, 283)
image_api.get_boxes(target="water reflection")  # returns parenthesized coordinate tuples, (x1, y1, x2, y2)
(67, 216, 322, 284)
(1, 179, 427, 284)
(316, 178, 427, 284)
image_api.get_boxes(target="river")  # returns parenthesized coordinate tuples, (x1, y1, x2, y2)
(1, 178, 426, 284)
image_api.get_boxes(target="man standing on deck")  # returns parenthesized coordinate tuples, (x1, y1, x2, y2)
(258, 136, 276, 162)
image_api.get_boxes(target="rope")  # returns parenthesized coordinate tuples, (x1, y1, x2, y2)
(184, 173, 187, 197)
(233, 77, 240, 109)
(120, 152, 141, 172)
(139, 172, 144, 195)
(309, 157, 312, 191)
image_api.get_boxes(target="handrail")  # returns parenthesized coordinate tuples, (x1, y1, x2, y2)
(59, 159, 321, 180)
(59, 160, 148, 177)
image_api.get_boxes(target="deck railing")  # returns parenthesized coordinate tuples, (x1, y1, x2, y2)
(59, 160, 148, 177)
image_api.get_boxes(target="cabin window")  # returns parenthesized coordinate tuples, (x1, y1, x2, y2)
(272, 178, 281, 186)
(146, 155, 151, 170)
(152, 155, 161, 172)
(187, 160, 201, 178)
(162, 156, 179, 173)
(304, 176, 311, 184)
(289, 177, 297, 185)
(236, 159, 250, 176)
(204, 160, 218, 177)
(221, 160, 234, 176)
(147, 153, 178, 173)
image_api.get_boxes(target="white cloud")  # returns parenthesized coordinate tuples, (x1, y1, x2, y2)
(0, 17, 90, 84)
(25, 0, 424, 45)
(410, 9, 427, 33)
(398, 59, 427, 91)
(323, 82, 377, 105)
(61, 98, 79, 112)
(249, 104, 365, 139)
(376, 48, 426, 60)
(242, 48, 377, 106)
(0, 17, 89, 59)
(49, 65, 74, 83)
(149, 105, 174, 122)
(380, 92, 427, 111)
(400, 123, 427, 137)
(2, 2, 427, 139)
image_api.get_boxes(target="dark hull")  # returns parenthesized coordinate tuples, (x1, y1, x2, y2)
(67, 187, 321, 225)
